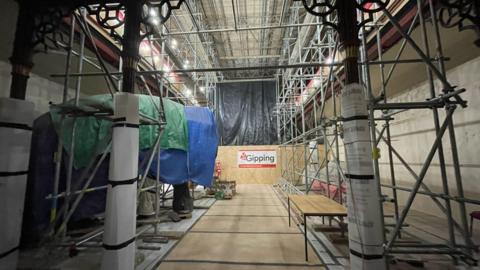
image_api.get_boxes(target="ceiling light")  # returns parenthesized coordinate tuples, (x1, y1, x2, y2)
(149, 8, 157, 17)
(325, 57, 333, 64)
(139, 42, 151, 56)
(185, 89, 192, 97)
(163, 64, 171, 73)
(200, 86, 205, 93)
(171, 39, 177, 49)
(151, 17, 159, 26)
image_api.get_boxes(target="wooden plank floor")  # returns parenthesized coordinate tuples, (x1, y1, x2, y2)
(158, 184, 325, 270)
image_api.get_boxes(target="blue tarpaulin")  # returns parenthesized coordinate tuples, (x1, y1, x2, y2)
(139, 149, 187, 185)
(22, 107, 218, 245)
(185, 106, 219, 186)
(141, 107, 218, 186)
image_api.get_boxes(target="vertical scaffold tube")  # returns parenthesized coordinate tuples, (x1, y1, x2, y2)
(0, 98, 34, 270)
(101, 93, 139, 270)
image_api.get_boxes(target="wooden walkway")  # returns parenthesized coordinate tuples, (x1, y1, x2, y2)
(157, 184, 325, 270)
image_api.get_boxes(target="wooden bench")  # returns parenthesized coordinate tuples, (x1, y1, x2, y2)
(288, 194, 347, 261)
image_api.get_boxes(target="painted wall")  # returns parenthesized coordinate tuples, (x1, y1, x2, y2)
(216, 145, 281, 184)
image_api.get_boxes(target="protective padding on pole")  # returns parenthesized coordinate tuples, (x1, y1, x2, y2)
(0, 98, 34, 270)
(341, 84, 386, 269)
(101, 93, 139, 270)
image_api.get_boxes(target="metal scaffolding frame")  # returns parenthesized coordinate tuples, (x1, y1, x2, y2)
(276, 0, 479, 266)
(42, 8, 180, 250)
(5, 0, 479, 268)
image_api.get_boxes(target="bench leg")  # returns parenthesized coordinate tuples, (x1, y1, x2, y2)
(471, 215, 473, 236)
(340, 216, 345, 238)
(288, 198, 291, 227)
(304, 214, 308, 261)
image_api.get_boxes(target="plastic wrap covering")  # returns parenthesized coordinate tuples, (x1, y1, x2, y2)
(22, 113, 109, 246)
(216, 81, 277, 145)
(50, 94, 188, 168)
(22, 106, 217, 245)
(141, 107, 218, 186)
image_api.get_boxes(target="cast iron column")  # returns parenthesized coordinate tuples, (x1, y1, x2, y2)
(337, 1, 387, 269)
(121, 0, 143, 93)
(0, 2, 35, 269)
(9, 3, 35, 100)
(101, 2, 142, 270)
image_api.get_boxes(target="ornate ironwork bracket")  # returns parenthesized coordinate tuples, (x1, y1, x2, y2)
(439, 0, 480, 47)
(32, 6, 72, 51)
(30, 0, 186, 50)
(83, 3, 126, 41)
(293, 0, 390, 33)
(142, 0, 185, 39)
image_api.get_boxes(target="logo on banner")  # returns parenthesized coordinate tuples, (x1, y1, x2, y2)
(238, 150, 276, 168)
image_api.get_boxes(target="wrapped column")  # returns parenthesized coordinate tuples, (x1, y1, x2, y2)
(101, 93, 139, 270)
(0, 98, 34, 270)
(341, 83, 385, 269)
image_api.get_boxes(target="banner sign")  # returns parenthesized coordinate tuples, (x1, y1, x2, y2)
(237, 150, 276, 168)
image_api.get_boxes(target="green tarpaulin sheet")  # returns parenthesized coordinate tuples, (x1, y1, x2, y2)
(50, 94, 188, 168)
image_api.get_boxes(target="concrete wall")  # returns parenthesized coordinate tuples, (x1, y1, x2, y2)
(0, 0, 106, 117)
(378, 56, 480, 220)
(317, 56, 480, 221)
(0, 60, 74, 118)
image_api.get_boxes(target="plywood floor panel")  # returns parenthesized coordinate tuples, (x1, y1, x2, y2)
(158, 184, 322, 269)
(190, 216, 299, 233)
(236, 184, 275, 193)
(164, 232, 321, 264)
(214, 199, 282, 206)
(158, 262, 325, 270)
(214, 195, 281, 204)
(205, 205, 288, 217)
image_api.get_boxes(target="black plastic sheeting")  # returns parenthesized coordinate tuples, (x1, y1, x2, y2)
(216, 81, 277, 145)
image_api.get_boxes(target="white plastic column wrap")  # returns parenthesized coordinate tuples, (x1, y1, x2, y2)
(341, 84, 386, 269)
(0, 98, 34, 270)
(101, 93, 139, 270)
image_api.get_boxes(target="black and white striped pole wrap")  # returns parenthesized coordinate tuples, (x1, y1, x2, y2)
(0, 98, 34, 270)
(101, 93, 139, 270)
(341, 83, 385, 269)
